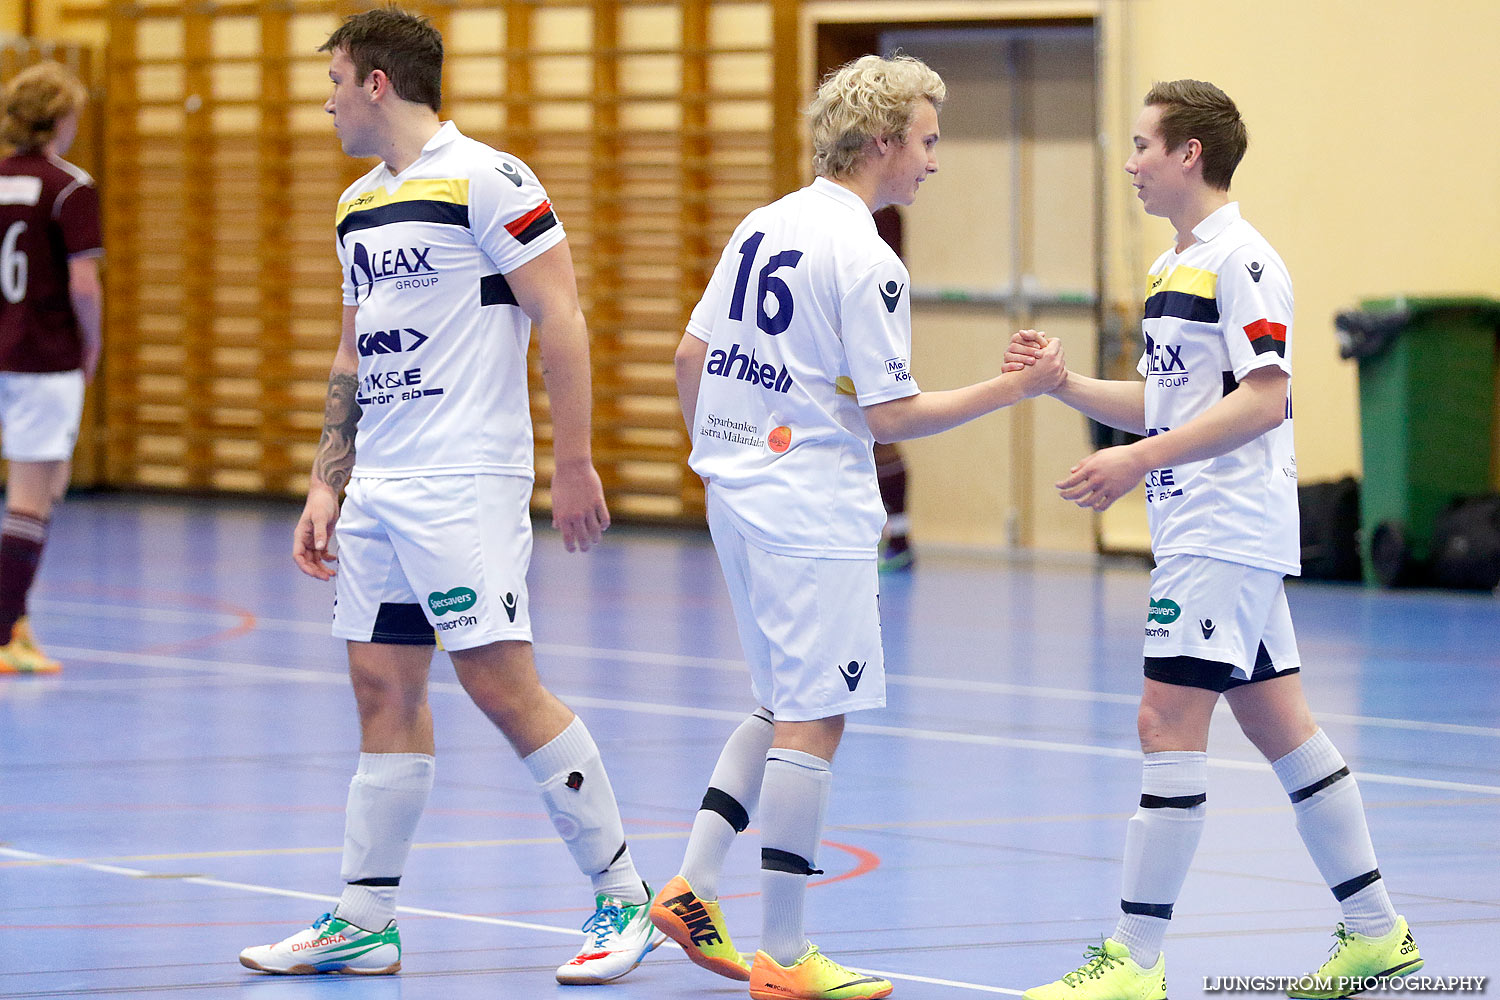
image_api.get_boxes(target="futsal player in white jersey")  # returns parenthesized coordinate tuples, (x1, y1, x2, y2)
(650, 54, 1064, 1000)
(238, 8, 662, 984)
(1008, 81, 1421, 1000)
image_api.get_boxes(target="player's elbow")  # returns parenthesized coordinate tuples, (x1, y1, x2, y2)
(863, 399, 912, 444)
(674, 335, 708, 380)
(1240, 369, 1289, 434)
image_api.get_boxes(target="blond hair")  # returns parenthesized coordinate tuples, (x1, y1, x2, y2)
(2, 62, 88, 154)
(809, 54, 945, 180)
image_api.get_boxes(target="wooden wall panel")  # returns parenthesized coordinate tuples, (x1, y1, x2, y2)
(0, 41, 104, 486)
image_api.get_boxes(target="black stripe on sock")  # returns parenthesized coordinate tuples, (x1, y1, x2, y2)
(349, 877, 400, 887)
(761, 847, 822, 876)
(1290, 766, 1351, 804)
(1332, 868, 1381, 902)
(1140, 792, 1207, 809)
(701, 786, 750, 833)
(1121, 899, 1174, 920)
(594, 841, 628, 875)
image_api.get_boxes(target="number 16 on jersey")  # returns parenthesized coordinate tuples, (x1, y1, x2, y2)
(728, 231, 803, 336)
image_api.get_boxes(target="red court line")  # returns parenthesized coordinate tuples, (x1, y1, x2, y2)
(39, 582, 257, 656)
(0, 841, 881, 930)
(720, 837, 880, 900)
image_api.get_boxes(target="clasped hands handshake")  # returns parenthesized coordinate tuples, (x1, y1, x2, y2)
(1002, 328, 1145, 512)
(1002, 328, 1066, 397)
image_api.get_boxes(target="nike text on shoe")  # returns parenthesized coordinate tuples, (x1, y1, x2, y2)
(749, 944, 893, 1000)
(556, 885, 665, 985)
(648, 875, 752, 981)
(1287, 917, 1423, 999)
(238, 912, 400, 975)
(1023, 938, 1166, 1000)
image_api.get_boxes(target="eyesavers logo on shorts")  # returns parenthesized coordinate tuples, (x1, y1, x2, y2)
(429, 587, 477, 616)
(1147, 598, 1181, 624)
(350, 242, 440, 302)
(430, 587, 479, 633)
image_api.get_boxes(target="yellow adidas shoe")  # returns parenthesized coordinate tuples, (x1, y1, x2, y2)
(1287, 917, 1422, 999)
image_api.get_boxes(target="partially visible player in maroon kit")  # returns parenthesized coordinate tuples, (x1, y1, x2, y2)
(0, 62, 102, 674)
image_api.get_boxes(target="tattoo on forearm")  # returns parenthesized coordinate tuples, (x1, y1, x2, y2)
(313, 372, 360, 492)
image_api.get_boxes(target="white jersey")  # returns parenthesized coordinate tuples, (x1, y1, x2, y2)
(1136, 202, 1300, 575)
(686, 178, 921, 558)
(335, 121, 565, 479)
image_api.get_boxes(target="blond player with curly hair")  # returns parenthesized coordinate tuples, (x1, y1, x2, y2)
(0, 61, 101, 675)
(648, 53, 1064, 1000)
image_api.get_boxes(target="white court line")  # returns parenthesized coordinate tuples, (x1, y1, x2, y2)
(36, 599, 1500, 740)
(0, 846, 1012, 993)
(43, 644, 1500, 796)
(861, 968, 1022, 995)
(0, 846, 578, 937)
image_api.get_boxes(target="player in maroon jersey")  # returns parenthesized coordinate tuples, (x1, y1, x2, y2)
(0, 61, 102, 674)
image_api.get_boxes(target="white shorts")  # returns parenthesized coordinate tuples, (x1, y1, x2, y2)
(332, 474, 533, 651)
(707, 492, 886, 722)
(1142, 553, 1301, 691)
(0, 370, 85, 462)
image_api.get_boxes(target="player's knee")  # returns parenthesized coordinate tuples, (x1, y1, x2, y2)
(1136, 702, 1165, 748)
(457, 664, 546, 726)
(1136, 701, 1200, 752)
(1240, 707, 1316, 760)
(350, 665, 425, 722)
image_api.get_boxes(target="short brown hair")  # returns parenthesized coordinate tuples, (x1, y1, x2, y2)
(809, 54, 946, 180)
(1144, 80, 1247, 190)
(1, 61, 88, 154)
(320, 7, 443, 113)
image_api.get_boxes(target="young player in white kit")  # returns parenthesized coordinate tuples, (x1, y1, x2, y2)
(650, 54, 1065, 1000)
(1009, 81, 1422, 1000)
(238, 8, 661, 984)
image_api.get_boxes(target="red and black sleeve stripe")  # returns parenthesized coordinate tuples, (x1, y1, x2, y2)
(504, 200, 558, 245)
(1243, 318, 1287, 357)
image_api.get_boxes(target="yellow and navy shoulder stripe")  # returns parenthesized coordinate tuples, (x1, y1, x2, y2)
(1144, 265, 1218, 323)
(336, 178, 470, 244)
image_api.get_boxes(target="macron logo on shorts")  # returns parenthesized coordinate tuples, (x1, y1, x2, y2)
(838, 660, 866, 691)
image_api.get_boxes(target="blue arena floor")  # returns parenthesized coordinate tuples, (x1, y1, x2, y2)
(2, 494, 1496, 997)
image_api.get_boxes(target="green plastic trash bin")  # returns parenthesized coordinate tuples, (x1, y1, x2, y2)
(1335, 296, 1500, 586)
